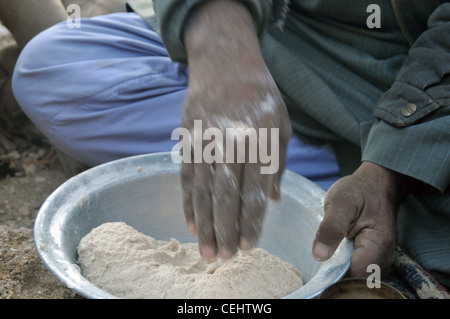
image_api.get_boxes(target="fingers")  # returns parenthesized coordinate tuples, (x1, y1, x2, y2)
(185, 160, 269, 259)
(191, 163, 217, 259)
(180, 104, 287, 260)
(184, 160, 273, 259)
(180, 161, 195, 234)
(348, 223, 396, 277)
(312, 213, 350, 262)
(212, 163, 242, 258)
(312, 176, 397, 278)
(239, 163, 272, 250)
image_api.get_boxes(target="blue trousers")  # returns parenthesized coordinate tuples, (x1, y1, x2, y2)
(12, 12, 341, 190)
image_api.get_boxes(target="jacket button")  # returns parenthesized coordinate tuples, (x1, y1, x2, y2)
(401, 103, 417, 117)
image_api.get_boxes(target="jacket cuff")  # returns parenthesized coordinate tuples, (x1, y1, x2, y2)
(153, 0, 274, 63)
(361, 114, 450, 193)
(373, 80, 447, 127)
(373, 3, 450, 128)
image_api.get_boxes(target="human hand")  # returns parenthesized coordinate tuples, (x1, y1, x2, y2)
(181, 0, 292, 259)
(312, 161, 410, 277)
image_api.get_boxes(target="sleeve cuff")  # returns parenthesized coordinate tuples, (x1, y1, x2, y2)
(361, 116, 450, 193)
(373, 80, 443, 128)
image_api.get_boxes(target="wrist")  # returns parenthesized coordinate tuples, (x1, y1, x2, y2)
(357, 161, 413, 205)
(185, 0, 264, 68)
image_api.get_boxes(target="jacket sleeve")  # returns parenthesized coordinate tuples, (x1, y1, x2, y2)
(362, 3, 450, 192)
(152, 0, 285, 63)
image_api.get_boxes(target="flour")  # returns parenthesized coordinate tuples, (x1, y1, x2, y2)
(77, 222, 303, 299)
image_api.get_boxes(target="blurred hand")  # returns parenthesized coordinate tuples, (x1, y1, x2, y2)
(182, 0, 292, 259)
(312, 161, 410, 277)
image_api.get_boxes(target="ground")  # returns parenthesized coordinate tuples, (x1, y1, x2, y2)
(0, 0, 147, 299)
(0, 23, 80, 299)
(0, 144, 81, 299)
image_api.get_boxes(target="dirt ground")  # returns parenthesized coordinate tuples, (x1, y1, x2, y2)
(0, 24, 81, 299)
(0, 143, 82, 299)
(0, 1, 146, 299)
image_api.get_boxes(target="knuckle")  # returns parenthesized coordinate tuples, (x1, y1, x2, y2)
(180, 166, 194, 186)
(241, 189, 267, 213)
(217, 175, 240, 197)
(239, 207, 265, 239)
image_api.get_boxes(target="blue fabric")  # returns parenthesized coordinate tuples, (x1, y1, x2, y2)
(12, 12, 341, 190)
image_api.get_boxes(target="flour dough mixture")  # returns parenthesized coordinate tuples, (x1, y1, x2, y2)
(78, 222, 303, 298)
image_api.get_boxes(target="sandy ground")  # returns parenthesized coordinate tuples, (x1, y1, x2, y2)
(0, 22, 81, 299)
(0, 144, 82, 299)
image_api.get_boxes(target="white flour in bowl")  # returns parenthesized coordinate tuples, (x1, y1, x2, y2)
(77, 222, 303, 299)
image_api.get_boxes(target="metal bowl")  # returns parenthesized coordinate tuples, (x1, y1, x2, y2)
(34, 152, 353, 299)
(318, 278, 407, 299)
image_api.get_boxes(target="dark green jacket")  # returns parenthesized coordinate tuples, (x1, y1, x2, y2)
(129, 0, 450, 192)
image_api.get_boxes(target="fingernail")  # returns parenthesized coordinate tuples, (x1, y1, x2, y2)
(200, 245, 216, 260)
(270, 184, 281, 200)
(313, 242, 331, 261)
(239, 237, 253, 251)
(219, 249, 233, 260)
(187, 222, 196, 235)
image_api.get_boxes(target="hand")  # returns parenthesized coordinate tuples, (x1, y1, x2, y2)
(312, 161, 410, 277)
(181, 0, 292, 259)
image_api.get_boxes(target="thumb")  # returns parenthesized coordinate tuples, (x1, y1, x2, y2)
(312, 214, 350, 262)
(312, 180, 361, 261)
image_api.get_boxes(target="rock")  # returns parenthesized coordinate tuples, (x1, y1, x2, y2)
(23, 163, 36, 176)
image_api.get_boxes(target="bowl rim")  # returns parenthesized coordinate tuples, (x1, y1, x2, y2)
(34, 152, 353, 299)
(317, 277, 408, 299)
